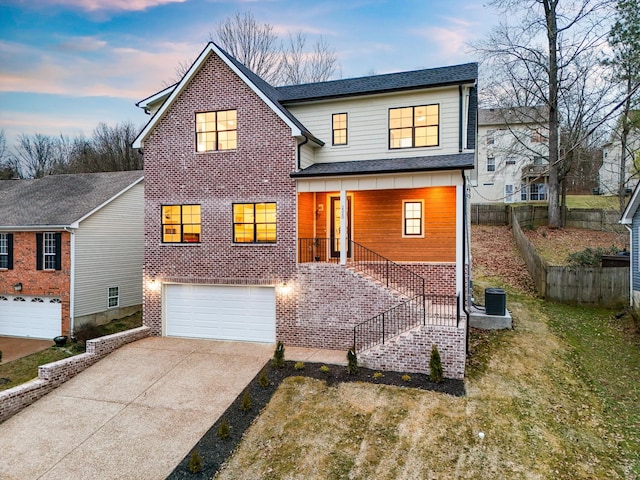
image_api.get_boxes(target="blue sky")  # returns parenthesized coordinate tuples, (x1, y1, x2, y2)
(0, 0, 497, 149)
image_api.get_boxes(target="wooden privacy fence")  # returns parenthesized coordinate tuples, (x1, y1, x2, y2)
(511, 207, 629, 307)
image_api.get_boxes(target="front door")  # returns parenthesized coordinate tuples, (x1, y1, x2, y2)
(330, 196, 351, 258)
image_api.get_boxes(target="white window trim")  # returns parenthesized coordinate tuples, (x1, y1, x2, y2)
(108, 286, 120, 309)
(402, 200, 425, 238)
(487, 157, 496, 172)
(0, 233, 7, 269)
(43, 232, 56, 270)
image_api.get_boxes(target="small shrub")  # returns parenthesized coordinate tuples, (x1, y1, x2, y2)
(347, 347, 358, 375)
(373, 372, 383, 379)
(294, 361, 305, 370)
(72, 324, 102, 347)
(430, 344, 444, 383)
(217, 417, 230, 440)
(272, 341, 285, 368)
(566, 245, 620, 267)
(319, 365, 330, 373)
(258, 368, 270, 388)
(402, 374, 411, 382)
(188, 450, 203, 474)
(241, 390, 252, 412)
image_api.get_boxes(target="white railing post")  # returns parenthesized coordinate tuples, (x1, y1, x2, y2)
(340, 188, 347, 265)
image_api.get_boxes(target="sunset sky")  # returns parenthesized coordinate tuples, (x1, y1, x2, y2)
(0, 0, 498, 148)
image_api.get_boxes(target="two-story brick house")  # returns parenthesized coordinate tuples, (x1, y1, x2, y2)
(0, 171, 144, 339)
(133, 42, 476, 378)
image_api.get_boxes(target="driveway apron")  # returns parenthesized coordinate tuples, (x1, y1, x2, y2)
(0, 337, 273, 480)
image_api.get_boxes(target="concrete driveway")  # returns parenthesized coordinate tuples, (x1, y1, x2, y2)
(0, 337, 273, 480)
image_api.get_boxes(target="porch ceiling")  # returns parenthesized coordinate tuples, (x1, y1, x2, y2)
(290, 153, 474, 179)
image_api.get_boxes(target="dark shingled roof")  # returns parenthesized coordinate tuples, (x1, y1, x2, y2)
(290, 153, 474, 178)
(277, 63, 478, 103)
(0, 171, 143, 227)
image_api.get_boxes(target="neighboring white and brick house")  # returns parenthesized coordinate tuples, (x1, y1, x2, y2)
(471, 107, 549, 204)
(133, 42, 477, 378)
(0, 171, 144, 338)
(599, 111, 640, 196)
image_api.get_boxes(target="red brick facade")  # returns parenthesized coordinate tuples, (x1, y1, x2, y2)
(0, 231, 71, 335)
(141, 49, 468, 378)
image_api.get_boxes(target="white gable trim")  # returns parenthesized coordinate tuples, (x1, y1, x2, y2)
(133, 42, 302, 149)
(621, 183, 640, 224)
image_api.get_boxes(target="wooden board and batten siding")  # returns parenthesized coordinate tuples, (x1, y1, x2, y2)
(73, 182, 144, 318)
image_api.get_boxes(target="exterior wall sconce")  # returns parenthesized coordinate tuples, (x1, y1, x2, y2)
(147, 277, 161, 292)
(278, 281, 292, 295)
(13, 283, 22, 292)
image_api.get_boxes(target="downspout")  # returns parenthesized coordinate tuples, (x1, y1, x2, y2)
(458, 85, 464, 153)
(628, 224, 634, 307)
(297, 136, 309, 171)
(461, 170, 471, 355)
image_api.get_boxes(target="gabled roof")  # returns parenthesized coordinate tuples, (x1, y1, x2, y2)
(479, 106, 548, 126)
(290, 153, 474, 178)
(621, 183, 640, 224)
(132, 42, 322, 149)
(277, 62, 478, 104)
(0, 171, 143, 229)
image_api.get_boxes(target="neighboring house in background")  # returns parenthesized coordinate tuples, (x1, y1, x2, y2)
(133, 42, 477, 378)
(0, 171, 144, 339)
(471, 107, 549, 204)
(621, 183, 640, 307)
(599, 112, 640, 196)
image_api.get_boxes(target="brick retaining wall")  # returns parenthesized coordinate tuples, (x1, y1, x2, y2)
(0, 326, 150, 424)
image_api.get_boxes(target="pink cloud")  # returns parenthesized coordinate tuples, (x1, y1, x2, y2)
(23, 0, 186, 12)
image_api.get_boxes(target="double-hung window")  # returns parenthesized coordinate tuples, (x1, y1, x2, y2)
(36, 232, 61, 270)
(487, 157, 496, 172)
(0, 233, 12, 269)
(332, 113, 348, 145)
(162, 205, 201, 243)
(196, 109, 237, 152)
(402, 201, 424, 237)
(108, 287, 119, 308)
(233, 203, 276, 243)
(389, 104, 439, 149)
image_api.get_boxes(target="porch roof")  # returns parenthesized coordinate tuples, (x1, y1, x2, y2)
(290, 153, 474, 178)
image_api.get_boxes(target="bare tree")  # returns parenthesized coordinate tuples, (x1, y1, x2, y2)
(475, 0, 614, 227)
(279, 31, 338, 85)
(12, 133, 60, 178)
(213, 11, 281, 84)
(74, 122, 143, 173)
(0, 129, 17, 179)
(606, 0, 640, 211)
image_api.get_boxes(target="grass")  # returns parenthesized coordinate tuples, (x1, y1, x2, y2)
(0, 311, 142, 392)
(213, 280, 639, 479)
(564, 194, 626, 210)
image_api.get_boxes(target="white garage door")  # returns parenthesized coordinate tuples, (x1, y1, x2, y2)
(165, 284, 276, 343)
(0, 295, 62, 339)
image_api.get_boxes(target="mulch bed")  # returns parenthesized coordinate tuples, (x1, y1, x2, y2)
(167, 359, 465, 479)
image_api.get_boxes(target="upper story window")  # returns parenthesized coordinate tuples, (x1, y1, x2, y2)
(505, 157, 516, 165)
(487, 157, 496, 172)
(36, 232, 61, 271)
(233, 203, 276, 244)
(402, 200, 424, 237)
(389, 104, 439, 149)
(196, 109, 237, 152)
(162, 205, 201, 243)
(531, 130, 544, 143)
(0, 233, 12, 270)
(486, 130, 495, 145)
(332, 113, 348, 145)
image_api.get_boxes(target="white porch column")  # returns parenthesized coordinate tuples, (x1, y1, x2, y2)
(340, 188, 347, 265)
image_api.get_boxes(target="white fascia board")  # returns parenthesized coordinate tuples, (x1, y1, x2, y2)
(621, 185, 640, 224)
(133, 42, 301, 149)
(136, 84, 176, 113)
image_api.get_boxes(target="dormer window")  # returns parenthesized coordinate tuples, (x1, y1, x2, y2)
(389, 104, 439, 149)
(196, 109, 237, 152)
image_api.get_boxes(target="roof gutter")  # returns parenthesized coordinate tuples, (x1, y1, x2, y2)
(297, 136, 309, 171)
(0, 225, 73, 232)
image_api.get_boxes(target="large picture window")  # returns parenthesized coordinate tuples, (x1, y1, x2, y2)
(233, 203, 277, 243)
(389, 104, 439, 149)
(162, 205, 201, 243)
(196, 109, 237, 152)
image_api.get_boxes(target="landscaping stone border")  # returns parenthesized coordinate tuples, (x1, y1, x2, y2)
(0, 326, 151, 423)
